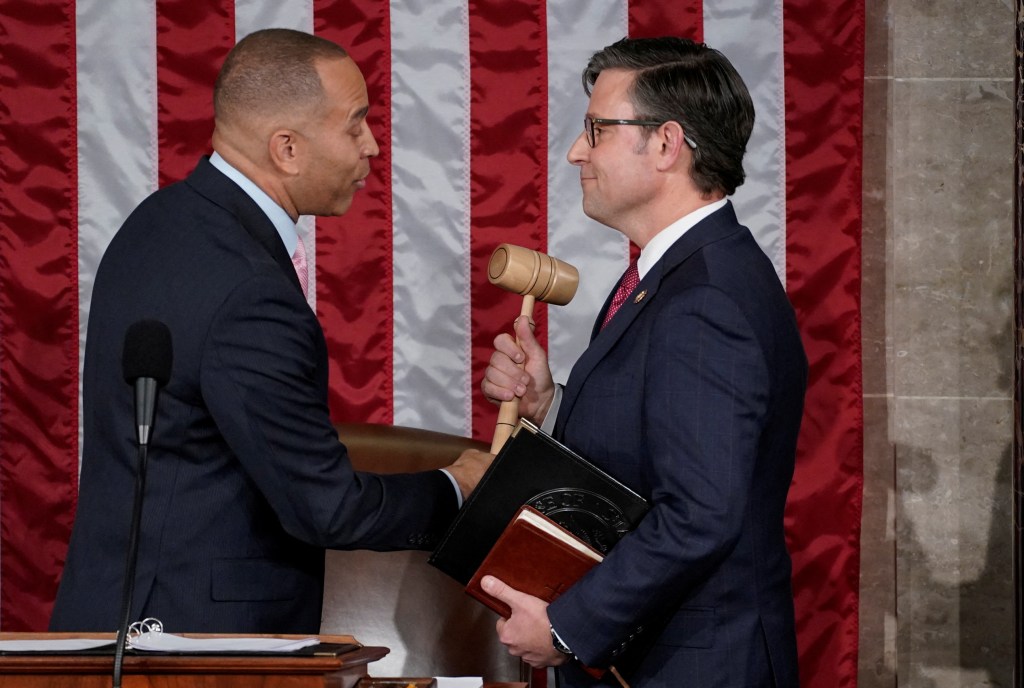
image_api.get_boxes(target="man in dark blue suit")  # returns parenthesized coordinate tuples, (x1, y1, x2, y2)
(481, 37, 807, 687)
(50, 28, 490, 634)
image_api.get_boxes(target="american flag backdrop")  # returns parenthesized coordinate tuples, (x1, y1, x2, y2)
(0, 0, 864, 685)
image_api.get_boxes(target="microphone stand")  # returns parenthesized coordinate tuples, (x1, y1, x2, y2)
(111, 439, 150, 688)
(113, 321, 171, 687)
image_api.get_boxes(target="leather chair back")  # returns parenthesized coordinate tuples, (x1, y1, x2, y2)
(320, 423, 520, 681)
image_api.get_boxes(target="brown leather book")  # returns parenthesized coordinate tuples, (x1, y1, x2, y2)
(466, 505, 603, 618)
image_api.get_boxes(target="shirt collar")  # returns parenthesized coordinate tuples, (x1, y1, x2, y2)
(637, 198, 728, 280)
(209, 152, 299, 255)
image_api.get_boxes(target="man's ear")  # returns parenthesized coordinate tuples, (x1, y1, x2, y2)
(655, 121, 687, 171)
(268, 129, 301, 175)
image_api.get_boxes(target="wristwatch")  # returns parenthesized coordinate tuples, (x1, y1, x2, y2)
(550, 625, 573, 656)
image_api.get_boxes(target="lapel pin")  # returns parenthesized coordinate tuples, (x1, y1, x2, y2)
(634, 290, 647, 304)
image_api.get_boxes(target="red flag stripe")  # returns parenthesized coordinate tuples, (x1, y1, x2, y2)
(0, 0, 80, 631)
(783, 1, 864, 686)
(155, 0, 235, 187)
(468, 0, 550, 440)
(315, 0, 395, 425)
(629, 0, 703, 41)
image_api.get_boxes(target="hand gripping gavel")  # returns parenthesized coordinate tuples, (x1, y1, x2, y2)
(487, 244, 579, 453)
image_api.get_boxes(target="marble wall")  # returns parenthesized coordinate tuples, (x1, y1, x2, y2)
(859, 1, 1016, 686)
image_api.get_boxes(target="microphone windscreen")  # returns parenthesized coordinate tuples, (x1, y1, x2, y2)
(122, 320, 173, 386)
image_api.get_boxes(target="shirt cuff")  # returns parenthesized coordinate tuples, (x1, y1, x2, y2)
(540, 384, 563, 434)
(438, 468, 463, 509)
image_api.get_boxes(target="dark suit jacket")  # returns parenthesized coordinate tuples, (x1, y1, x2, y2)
(548, 203, 807, 687)
(50, 157, 457, 634)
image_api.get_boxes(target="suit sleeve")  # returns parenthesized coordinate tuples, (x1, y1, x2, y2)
(548, 284, 770, 665)
(198, 273, 457, 551)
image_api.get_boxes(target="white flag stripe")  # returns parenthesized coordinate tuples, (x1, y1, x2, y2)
(704, 0, 787, 283)
(234, 0, 313, 38)
(76, 0, 159, 463)
(390, 1, 473, 435)
(545, 0, 631, 382)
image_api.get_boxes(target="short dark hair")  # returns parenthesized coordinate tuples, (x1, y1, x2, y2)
(214, 28, 349, 123)
(583, 36, 754, 196)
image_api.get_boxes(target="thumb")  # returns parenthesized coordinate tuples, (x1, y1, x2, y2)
(514, 315, 545, 360)
(481, 575, 527, 609)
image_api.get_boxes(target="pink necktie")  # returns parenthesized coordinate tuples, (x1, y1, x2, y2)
(601, 260, 639, 329)
(291, 238, 309, 298)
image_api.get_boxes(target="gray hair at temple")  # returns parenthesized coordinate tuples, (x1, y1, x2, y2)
(582, 36, 755, 197)
(214, 28, 349, 124)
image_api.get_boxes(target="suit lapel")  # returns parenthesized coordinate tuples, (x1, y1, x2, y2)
(184, 156, 305, 296)
(555, 202, 744, 437)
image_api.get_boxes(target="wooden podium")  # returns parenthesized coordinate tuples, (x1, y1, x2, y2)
(0, 633, 387, 688)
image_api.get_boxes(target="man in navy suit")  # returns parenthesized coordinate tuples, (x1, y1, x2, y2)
(481, 37, 807, 687)
(50, 28, 490, 634)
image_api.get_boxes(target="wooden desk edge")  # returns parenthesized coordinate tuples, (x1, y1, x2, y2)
(0, 633, 359, 643)
(0, 633, 385, 675)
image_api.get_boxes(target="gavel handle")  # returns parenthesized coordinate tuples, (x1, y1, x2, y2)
(490, 294, 535, 453)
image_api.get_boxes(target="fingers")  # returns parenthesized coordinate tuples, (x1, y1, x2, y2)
(481, 317, 555, 423)
(484, 577, 563, 668)
(482, 337, 530, 404)
(481, 575, 520, 606)
(482, 367, 528, 403)
(494, 331, 526, 365)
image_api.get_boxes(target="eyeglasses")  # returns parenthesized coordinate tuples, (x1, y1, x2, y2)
(583, 116, 697, 150)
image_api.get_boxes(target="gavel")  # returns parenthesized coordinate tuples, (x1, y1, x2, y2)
(487, 244, 579, 453)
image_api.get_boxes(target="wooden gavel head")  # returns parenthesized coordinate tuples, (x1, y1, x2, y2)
(487, 244, 579, 306)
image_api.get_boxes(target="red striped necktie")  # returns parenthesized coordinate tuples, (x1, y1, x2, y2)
(601, 260, 639, 330)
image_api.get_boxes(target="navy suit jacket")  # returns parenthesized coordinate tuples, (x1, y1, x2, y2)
(50, 158, 457, 634)
(548, 203, 807, 687)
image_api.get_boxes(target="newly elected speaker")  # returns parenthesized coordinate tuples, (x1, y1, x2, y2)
(480, 37, 808, 687)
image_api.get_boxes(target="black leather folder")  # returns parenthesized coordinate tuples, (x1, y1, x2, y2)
(429, 419, 649, 585)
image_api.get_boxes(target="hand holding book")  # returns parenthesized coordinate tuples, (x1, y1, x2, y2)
(466, 506, 602, 617)
(468, 507, 610, 683)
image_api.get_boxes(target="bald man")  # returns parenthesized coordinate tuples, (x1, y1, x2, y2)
(50, 28, 490, 634)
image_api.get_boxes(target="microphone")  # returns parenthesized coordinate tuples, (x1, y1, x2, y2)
(122, 320, 173, 446)
(113, 320, 172, 688)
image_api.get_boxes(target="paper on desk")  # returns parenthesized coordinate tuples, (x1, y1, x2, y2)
(435, 678, 483, 688)
(128, 632, 319, 653)
(0, 638, 113, 652)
